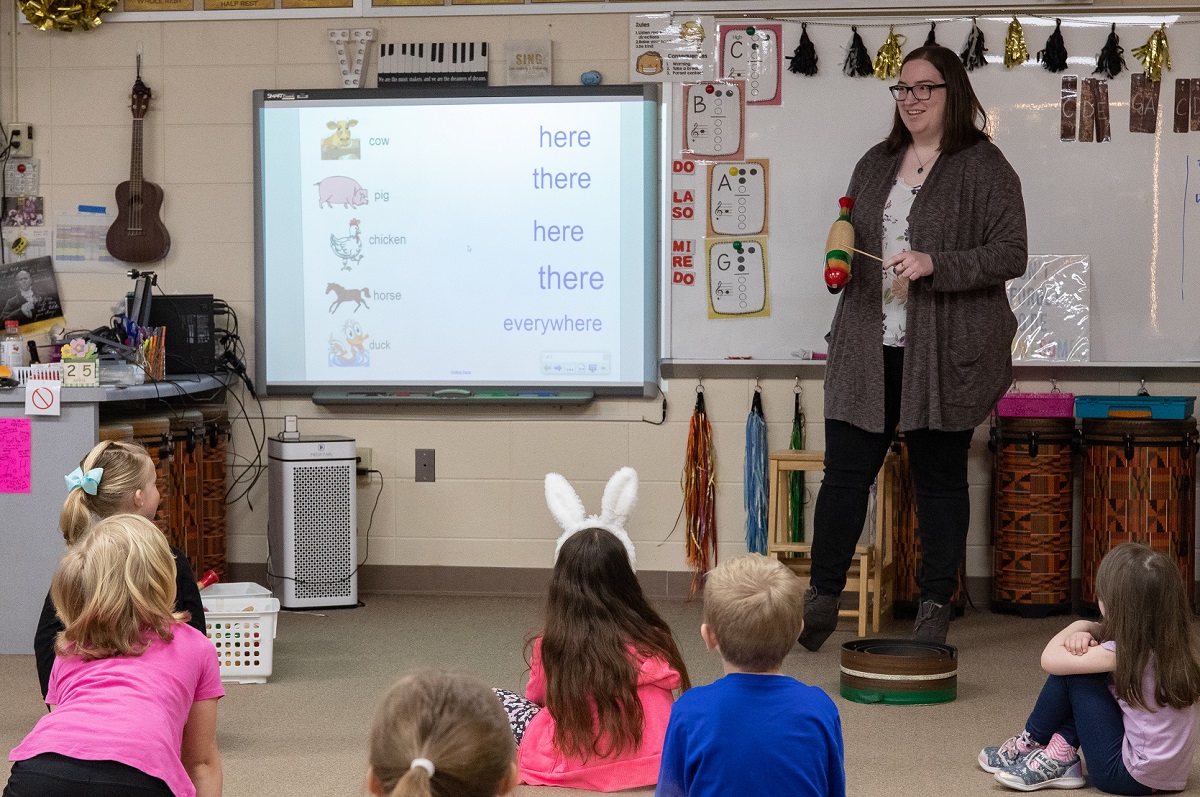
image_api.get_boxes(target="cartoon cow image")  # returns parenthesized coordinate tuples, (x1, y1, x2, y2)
(321, 119, 361, 160)
(316, 176, 369, 209)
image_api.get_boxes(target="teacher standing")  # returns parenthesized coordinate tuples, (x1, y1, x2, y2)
(800, 45, 1028, 651)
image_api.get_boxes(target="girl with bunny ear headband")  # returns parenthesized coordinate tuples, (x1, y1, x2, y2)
(546, 466, 639, 570)
(494, 467, 691, 792)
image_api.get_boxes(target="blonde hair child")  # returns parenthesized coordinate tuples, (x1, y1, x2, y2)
(656, 554, 845, 797)
(980, 543, 1200, 793)
(34, 440, 207, 699)
(368, 670, 518, 797)
(6, 514, 223, 797)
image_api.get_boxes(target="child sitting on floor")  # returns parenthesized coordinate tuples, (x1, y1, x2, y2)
(34, 440, 206, 700)
(494, 468, 691, 791)
(980, 542, 1200, 793)
(5, 514, 223, 797)
(368, 670, 518, 797)
(657, 554, 846, 797)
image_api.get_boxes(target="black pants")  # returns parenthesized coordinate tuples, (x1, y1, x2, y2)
(3, 753, 172, 797)
(810, 346, 973, 605)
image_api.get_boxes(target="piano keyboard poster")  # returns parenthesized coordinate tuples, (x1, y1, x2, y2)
(378, 41, 489, 85)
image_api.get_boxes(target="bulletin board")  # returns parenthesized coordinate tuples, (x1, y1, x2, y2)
(661, 13, 1200, 366)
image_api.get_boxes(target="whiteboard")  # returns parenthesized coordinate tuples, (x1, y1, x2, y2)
(661, 13, 1200, 365)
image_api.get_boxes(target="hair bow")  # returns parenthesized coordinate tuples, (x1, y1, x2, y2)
(65, 466, 103, 495)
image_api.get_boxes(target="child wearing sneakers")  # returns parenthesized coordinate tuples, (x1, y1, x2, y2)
(657, 554, 845, 797)
(980, 543, 1200, 794)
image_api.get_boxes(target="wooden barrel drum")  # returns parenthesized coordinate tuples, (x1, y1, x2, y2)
(199, 406, 230, 580)
(128, 415, 174, 542)
(990, 417, 1075, 617)
(170, 410, 206, 578)
(1080, 417, 1197, 609)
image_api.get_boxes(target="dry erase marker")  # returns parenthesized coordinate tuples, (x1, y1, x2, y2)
(725, 356, 753, 360)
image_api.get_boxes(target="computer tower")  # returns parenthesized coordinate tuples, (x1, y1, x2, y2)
(267, 434, 358, 609)
(146, 293, 216, 375)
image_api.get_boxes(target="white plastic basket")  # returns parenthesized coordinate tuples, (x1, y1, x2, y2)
(11, 364, 60, 385)
(201, 583, 280, 684)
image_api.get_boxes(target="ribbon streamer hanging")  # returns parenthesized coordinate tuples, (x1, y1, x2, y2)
(1005, 17, 1030, 69)
(683, 386, 717, 595)
(1133, 24, 1171, 82)
(788, 388, 806, 543)
(873, 27, 905, 81)
(744, 387, 768, 555)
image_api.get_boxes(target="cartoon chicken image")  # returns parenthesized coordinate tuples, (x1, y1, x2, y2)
(328, 319, 370, 367)
(330, 218, 364, 271)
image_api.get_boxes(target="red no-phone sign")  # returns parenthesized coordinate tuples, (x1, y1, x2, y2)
(30, 387, 54, 410)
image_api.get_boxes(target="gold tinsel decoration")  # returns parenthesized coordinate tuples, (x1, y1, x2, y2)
(873, 27, 906, 80)
(1133, 24, 1171, 83)
(18, 0, 115, 30)
(1004, 16, 1030, 68)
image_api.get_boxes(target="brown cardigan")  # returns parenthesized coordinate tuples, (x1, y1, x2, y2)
(823, 139, 1028, 433)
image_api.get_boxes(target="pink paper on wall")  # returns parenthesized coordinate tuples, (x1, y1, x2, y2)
(0, 417, 32, 493)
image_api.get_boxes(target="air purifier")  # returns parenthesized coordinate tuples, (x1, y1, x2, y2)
(267, 434, 358, 609)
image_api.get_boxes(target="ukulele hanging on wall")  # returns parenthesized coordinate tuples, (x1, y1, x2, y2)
(106, 54, 171, 264)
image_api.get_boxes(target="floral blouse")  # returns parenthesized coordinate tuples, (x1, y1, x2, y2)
(880, 178, 922, 346)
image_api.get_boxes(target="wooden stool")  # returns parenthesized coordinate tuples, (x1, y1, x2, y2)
(766, 449, 896, 637)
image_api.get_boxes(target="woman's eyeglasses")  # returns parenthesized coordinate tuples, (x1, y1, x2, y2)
(889, 83, 947, 101)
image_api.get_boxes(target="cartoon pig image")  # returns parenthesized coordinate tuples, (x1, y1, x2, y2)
(316, 176, 369, 209)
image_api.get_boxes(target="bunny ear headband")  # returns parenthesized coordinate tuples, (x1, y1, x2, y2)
(546, 467, 638, 571)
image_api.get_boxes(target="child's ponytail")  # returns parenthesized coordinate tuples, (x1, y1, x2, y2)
(387, 757, 435, 797)
(369, 670, 515, 797)
(59, 441, 156, 545)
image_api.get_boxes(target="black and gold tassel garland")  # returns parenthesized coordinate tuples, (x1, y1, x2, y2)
(1132, 24, 1170, 83)
(873, 27, 905, 80)
(960, 19, 988, 71)
(1005, 16, 1030, 69)
(925, 22, 938, 47)
(844, 26, 874, 77)
(789, 22, 819, 76)
(1037, 19, 1069, 73)
(1094, 24, 1125, 80)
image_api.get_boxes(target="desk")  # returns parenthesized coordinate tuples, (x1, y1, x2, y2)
(0, 375, 226, 654)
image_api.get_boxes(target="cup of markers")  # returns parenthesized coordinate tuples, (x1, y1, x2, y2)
(125, 321, 166, 382)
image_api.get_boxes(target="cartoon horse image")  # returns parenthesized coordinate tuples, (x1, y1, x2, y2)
(326, 283, 371, 313)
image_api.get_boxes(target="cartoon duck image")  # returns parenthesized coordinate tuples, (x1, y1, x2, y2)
(330, 218, 364, 271)
(328, 319, 370, 367)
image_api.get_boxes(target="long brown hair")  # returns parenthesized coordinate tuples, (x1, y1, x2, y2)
(60, 440, 156, 545)
(533, 527, 690, 760)
(369, 670, 515, 797)
(1096, 543, 1200, 710)
(885, 45, 989, 157)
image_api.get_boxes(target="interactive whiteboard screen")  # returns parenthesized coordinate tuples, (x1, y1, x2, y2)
(253, 85, 660, 398)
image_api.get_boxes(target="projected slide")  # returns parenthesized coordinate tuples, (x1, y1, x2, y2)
(257, 88, 656, 390)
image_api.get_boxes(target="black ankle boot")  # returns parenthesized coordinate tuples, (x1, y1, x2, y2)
(912, 599, 953, 644)
(798, 587, 840, 652)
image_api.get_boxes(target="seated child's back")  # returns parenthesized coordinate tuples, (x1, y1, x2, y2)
(657, 554, 845, 797)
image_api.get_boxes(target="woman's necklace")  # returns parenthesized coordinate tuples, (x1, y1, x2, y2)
(912, 145, 940, 175)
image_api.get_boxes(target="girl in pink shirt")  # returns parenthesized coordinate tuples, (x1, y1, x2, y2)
(495, 469, 691, 791)
(980, 543, 1200, 794)
(5, 514, 223, 797)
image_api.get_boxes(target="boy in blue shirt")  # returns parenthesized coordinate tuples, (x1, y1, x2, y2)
(656, 554, 846, 797)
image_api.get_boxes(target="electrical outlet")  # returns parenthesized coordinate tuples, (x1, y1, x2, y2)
(416, 449, 435, 482)
(5, 124, 33, 158)
(356, 447, 372, 473)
